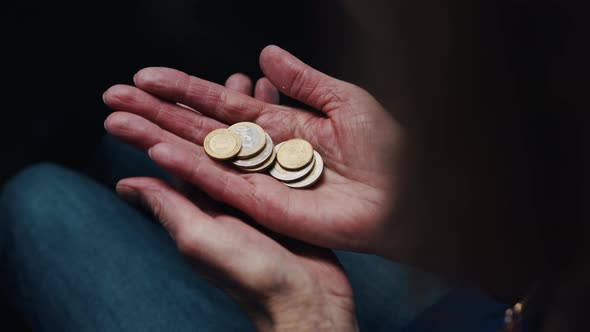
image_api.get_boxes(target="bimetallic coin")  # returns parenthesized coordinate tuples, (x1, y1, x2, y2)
(276, 138, 314, 170)
(239, 148, 277, 173)
(228, 122, 266, 159)
(233, 133, 274, 168)
(270, 142, 315, 182)
(203, 129, 242, 160)
(284, 151, 324, 189)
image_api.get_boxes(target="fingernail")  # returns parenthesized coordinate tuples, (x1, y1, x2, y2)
(148, 144, 172, 161)
(134, 68, 157, 85)
(116, 185, 140, 205)
(266, 44, 282, 51)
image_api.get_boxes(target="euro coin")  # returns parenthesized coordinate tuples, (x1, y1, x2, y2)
(270, 142, 315, 182)
(284, 151, 324, 189)
(228, 122, 266, 159)
(203, 128, 242, 160)
(276, 138, 313, 170)
(239, 148, 277, 173)
(233, 133, 274, 168)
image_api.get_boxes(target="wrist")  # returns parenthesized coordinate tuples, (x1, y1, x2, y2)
(247, 290, 358, 332)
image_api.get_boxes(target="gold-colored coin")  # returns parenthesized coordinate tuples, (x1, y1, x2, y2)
(276, 138, 314, 170)
(270, 142, 315, 182)
(233, 133, 274, 168)
(239, 148, 277, 173)
(203, 128, 242, 160)
(284, 151, 324, 189)
(228, 122, 266, 159)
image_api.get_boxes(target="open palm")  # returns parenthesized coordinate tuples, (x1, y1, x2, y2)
(104, 45, 403, 255)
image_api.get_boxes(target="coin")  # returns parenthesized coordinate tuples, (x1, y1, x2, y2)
(239, 148, 277, 173)
(233, 133, 274, 168)
(270, 142, 315, 182)
(276, 138, 314, 170)
(203, 128, 242, 160)
(284, 151, 324, 189)
(228, 122, 266, 159)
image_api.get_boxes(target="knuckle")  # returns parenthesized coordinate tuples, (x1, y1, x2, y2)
(143, 188, 166, 220)
(257, 108, 296, 134)
(176, 232, 199, 257)
(213, 173, 233, 202)
(187, 115, 210, 144)
(217, 88, 228, 111)
(105, 112, 129, 130)
(105, 85, 137, 105)
(289, 67, 309, 100)
(177, 73, 193, 103)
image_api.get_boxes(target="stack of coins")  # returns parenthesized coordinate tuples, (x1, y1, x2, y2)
(270, 139, 323, 188)
(203, 122, 324, 189)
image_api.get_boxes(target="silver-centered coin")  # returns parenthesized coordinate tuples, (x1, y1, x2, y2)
(233, 133, 274, 168)
(228, 122, 266, 159)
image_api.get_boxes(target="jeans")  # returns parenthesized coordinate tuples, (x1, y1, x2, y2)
(0, 136, 507, 331)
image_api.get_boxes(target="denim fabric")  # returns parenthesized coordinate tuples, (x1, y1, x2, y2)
(0, 136, 507, 331)
(0, 162, 254, 331)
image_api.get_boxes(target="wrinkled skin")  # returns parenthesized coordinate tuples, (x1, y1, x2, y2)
(104, 45, 403, 255)
(103, 45, 403, 331)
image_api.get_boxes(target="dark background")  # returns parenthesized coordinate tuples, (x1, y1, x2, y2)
(1, 0, 360, 185)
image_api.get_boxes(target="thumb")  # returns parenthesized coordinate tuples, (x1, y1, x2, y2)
(259, 45, 352, 114)
(116, 177, 212, 244)
(115, 177, 294, 296)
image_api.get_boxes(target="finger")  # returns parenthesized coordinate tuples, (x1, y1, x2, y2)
(225, 73, 253, 95)
(116, 177, 212, 241)
(170, 178, 225, 217)
(254, 77, 280, 104)
(105, 113, 337, 247)
(132, 67, 315, 142)
(104, 112, 233, 216)
(116, 177, 293, 293)
(133, 67, 274, 124)
(104, 112, 240, 175)
(259, 45, 353, 114)
(104, 84, 226, 145)
(104, 112, 190, 151)
(147, 142, 260, 206)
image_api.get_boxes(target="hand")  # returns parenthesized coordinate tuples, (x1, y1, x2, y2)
(103, 45, 405, 256)
(170, 72, 279, 207)
(117, 177, 357, 332)
(112, 74, 358, 331)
